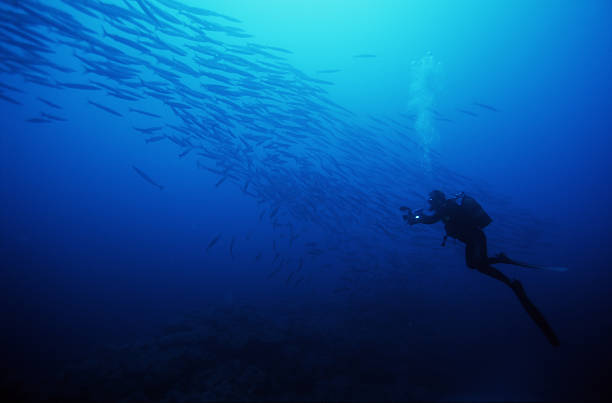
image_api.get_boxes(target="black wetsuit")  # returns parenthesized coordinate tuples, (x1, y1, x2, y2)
(413, 199, 560, 346)
(421, 199, 500, 269)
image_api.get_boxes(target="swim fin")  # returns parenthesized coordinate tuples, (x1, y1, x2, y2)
(495, 253, 568, 272)
(511, 261, 568, 272)
(535, 266, 568, 272)
(511, 280, 560, 347)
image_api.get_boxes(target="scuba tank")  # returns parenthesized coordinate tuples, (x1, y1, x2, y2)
(441, 192, 493, 246)
(452, 192, 492, 229)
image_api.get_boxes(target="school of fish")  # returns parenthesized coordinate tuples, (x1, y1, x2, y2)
(0, 0, 543, 289)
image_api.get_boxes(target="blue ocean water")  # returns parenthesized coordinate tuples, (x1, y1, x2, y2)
(1, 0, 611, 401)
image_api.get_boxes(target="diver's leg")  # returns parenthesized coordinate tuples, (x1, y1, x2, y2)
(466, 231, 512, 285)
(468, 232, 559, 345)
(481, 231, 517, 265)
(475, 229, 524, 266)
(465, 241, 478, 269)
(488, 252, 520, 266)
(475, 263, 513, 286)
(478, 233, 516, 266)
(465, 230, 492, 270)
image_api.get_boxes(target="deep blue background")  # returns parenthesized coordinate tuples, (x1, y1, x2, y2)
(1, 0, 611, 401)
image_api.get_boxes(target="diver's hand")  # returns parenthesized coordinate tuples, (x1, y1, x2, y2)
(401, 208, 416, 225)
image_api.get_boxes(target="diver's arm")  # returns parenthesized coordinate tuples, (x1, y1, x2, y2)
(400, 207, 440, 225)
(414, 212, 440, 225)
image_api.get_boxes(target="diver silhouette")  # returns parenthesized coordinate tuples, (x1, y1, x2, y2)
(401, 190, 560, 346)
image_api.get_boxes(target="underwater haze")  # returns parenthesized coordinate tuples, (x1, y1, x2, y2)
(1, 0, 611, 401)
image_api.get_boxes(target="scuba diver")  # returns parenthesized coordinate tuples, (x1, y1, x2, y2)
(401, 190, 560, 346)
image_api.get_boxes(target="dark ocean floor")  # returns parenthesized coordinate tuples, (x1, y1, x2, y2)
(2, 299, 455, 403)
(4, 274, 604, 403)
